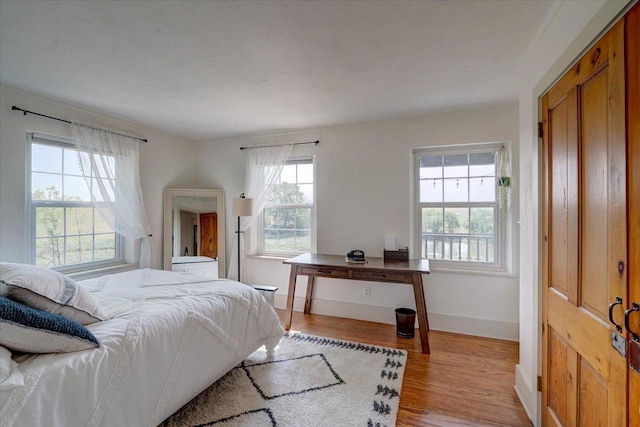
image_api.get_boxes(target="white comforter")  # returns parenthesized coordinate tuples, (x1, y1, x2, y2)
(0, 269, 284, 427)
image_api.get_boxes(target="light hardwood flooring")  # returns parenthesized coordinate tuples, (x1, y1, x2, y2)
(275, 310, 531, 427)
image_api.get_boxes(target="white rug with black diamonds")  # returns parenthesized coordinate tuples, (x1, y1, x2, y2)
(161, 333, 407, 427)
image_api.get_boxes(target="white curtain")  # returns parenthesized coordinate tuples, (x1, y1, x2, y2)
(228, 144, 294, 281)
(71, 123, 153, 268)
(496, 145, 511, 211)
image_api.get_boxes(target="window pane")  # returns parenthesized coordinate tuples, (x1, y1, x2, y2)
(297, 163, 313, 183)
(421, 208, 443, 233)
(469, 163, 495, 177)
(428, 236, 444, 259)
(32, 144, 62, 173)
(280, 208, 296, 229)
(264, 231, 279, 251)
(443, 178, 468, 202)
(35, 237, 63, 267)
(64, 176, 91, 201)
(92, 178, 115, 202)
(446, 236, 468, 261)
(443, 207, 467, 234)
(295, 208, 311, 229)
(278, 229, 295, 251)
(65, 235, 86, 266)
(63, 148, 84, 176)
(298, 184, 313, 203)
(420, 179, 442, 203)
(92, 154, 115, 178)
(280, 164, 296, 184)
(470, 151, 495, 164)
(35, 207, 64, 238)
(443, 154, 468, 178)
(94, 209, 113, 233)
(469, 177, 495, 202)
(270, 183, 304, 205)
(66, 207, 94, 235)
(32, 173, 62, 200)
(419, 155, 442, 179)
(94, 233, 116, 261)
(470, 207, 494, 235)
(263, 207, 279, 229)
(444, 207, 468, 234)
(295, 229, 311, 251)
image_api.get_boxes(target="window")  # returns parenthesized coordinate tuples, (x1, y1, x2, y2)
(29, 134, 121, 269)
(260, 157, 315, 254)
(415, 144, 503, 268)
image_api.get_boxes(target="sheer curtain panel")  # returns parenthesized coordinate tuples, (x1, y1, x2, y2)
(228, 144, 294, 281)
(71, 123, 153, 268)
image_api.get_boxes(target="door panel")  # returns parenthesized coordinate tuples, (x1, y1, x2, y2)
(542, 19, 627, 427)
(549, 98, 570, 297)
(580, 69, 610, 321)
(579, 356, 608, 425)
(547, 329, 569, 425)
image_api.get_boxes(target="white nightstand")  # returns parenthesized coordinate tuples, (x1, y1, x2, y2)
(251, 285, 278, 307)
(171, 256, 218, 279)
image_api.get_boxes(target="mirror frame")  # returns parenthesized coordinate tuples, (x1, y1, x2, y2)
(163, 188, 226, 277)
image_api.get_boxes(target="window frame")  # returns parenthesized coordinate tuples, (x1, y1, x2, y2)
(413, 143, 506, 271)
(257, 156, 316, 257)
(27, 133, 124, 272)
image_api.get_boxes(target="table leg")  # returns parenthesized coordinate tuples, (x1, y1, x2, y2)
(304, 275, 315, 314)
(284, 265, 298, 330)
(411, 272, 430, 354)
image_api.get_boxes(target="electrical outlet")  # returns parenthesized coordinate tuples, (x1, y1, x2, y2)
(364, 287, 371, 297)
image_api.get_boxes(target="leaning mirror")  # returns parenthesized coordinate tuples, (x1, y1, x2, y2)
(163, 188, 225, 278)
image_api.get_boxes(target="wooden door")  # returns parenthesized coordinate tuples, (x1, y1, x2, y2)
(626, 4, 640, 426)
(541, 19, 627, 427)
(199, 212, 218, 259)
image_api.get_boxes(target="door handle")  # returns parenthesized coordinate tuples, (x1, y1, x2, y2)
(624, 302, 640, 342)
(608, 296, 623, 332)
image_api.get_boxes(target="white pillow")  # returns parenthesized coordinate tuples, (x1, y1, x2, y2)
(0, 262, 107, 325)
(0, 345, 24, 391)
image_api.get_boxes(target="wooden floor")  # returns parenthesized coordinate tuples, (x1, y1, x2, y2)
(276, 310, 531, 427)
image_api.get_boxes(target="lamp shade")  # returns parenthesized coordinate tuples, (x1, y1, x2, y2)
(232, 197, 253, 217)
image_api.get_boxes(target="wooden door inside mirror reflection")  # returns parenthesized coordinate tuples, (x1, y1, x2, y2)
(200, 212, 218, 259)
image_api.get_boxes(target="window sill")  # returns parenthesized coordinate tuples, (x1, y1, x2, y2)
(65, 263, 138, 281)
(428, 266, 518, 278)
(247, 254, 292, 261)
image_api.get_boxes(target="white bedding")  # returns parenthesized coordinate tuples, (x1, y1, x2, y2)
(0, 269, 284, 427)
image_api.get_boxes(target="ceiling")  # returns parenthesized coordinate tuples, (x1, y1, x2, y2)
(0, 0, 555, 142)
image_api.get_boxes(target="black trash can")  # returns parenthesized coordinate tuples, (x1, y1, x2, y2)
(395, 308, 416, 338)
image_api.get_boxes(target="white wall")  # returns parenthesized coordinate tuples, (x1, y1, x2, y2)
(197, 103, 521, 341)
(0, 85, 199, 269)
(514, 1, 630, 424)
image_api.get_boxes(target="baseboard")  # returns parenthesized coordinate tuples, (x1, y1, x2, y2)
(514, 364, 538, 426)
(275, 295, 519, 341)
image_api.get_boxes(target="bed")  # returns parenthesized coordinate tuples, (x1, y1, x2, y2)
(0, 268, 284, 427)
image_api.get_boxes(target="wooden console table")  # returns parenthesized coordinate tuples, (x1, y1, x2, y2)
(283, 253, 432, 354)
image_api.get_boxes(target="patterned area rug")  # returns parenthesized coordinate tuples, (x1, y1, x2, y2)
(161, 333, 407, 427)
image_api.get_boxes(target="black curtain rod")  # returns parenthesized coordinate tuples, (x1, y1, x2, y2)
(239, 140, 319, 150)
(11, 106, 148, 143)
